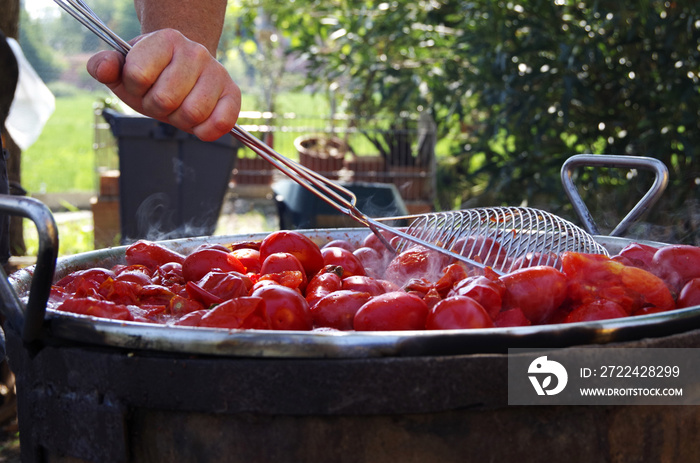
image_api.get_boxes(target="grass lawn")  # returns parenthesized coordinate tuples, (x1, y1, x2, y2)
(21, 90, 110, 195)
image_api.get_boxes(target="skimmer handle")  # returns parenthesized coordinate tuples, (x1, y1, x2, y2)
(561, 154, 669, 237)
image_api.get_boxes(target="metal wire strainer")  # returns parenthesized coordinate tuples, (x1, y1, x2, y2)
(55, 0, 607, 276)
(383, 207, 609, 274)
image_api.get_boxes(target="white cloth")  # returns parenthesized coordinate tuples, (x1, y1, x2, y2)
(5, 37, 55, 150)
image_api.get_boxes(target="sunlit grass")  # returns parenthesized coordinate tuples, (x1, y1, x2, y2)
(23, 215, 94, 257)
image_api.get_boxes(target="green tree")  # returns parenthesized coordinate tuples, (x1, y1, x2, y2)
(234, 0, 700, 242)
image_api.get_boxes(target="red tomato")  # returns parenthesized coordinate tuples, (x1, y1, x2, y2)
(321, 247, 366, 277)
(449, 275, 505, 319)
(562, 252, 675, 315)
(362, 230, 397, 256)
(511, 252, 560, 270)
(433, 263, 469, 297)
(152, 262, 185, 286)
(182, 248, 246, 282)
(500, 266, 568, 324)
(250, 284, 313, 330)
(125, 240, 185, 270)
(306, 271, 343, 307)
(651, 245, 700, 293)
(261, 252, 306, 276)
(613, 242, 658, 271)
(115, 268, 153, 286)
(58, 297, 133, 321)
(259, 231, 324, 278)
(198, 297, 269, 330)
(310, 290, 372, 330)
(493, 308, 531, 327)
(384, 247, 450, 287)
(185, 281, 223, 306)
(169, 294, 205, 316)
(342, 275, 385, 296)
(353, 291, 429, 331)
(138, 285, 176, 307)
(196, 271, 252, 300)
(55, 268, 116, 294)
(425, 295, 494, 330)
(352, 246, 387, 278)
(322, 239, 356, 252)
(450, 235, 509, 268)
(98, 279, 141, 305)
(230, 247, 262, 274)
(564, 300, 628, 323)
(678, 278, 700, 309)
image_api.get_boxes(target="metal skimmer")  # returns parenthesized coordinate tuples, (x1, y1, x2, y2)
(55, 0, 608, 275)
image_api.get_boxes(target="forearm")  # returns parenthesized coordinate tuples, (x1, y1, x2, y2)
(133, 0, 227, 55)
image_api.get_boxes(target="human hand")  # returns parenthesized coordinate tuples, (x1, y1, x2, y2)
(87, 28, 240, 142)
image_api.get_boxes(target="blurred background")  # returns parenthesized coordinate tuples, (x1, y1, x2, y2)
(1, 0, 699, 260)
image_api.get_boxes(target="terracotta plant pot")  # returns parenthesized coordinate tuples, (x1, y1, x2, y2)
(295, 136, 347, 179)
(232, 157, 274, 185)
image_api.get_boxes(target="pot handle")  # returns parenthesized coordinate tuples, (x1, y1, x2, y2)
(0, 195, 58, 343)
(561, 154, 669, 237)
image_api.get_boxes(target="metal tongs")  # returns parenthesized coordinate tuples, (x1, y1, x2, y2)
(54, 0, 613, 275)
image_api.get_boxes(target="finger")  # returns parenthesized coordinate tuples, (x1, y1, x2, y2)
(120, 31, 179, 100)
(140, 44, 211, 120)
(191, 91, 241, 142)
(164, 60, 229, 130)
(86, 51, 125, 86)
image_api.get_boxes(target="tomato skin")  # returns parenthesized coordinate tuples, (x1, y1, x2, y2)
(125, 240, 185, 270)
(500, 266, 568, 324)
(169, 294, 205, 316)
(449, 275, 505, 319)
(258, 252, 308, 292)
(613, 242, 658, 271)
(250, 284, 313, 331)
(322, 239, 356, 252)
(182, 248, 246, 282)
(493, 308, 531, 327)
(196, 271, 252, 301)
(562, 251, 675, 315)
(58, 297, 133, 321)
(384, 247, 450, 287)
(352, 246, 387, 278)
(425, 295, 494, 330)
(152, 262, 185, 286)
(305, 271, 343, 307)
(564, 300, 628, 323)
(230, 248, 262, 274)
(678, 278, 700, 309)
(198, 297, 269, 330)
(321, 247, 366, 277)
(651, 245, 700, 293)
(353, 291, 429, 331)
(342, 275, 385, 296)
(98, 279, 141, 305)
(310, 290, 372, 330)
(55, 268, 116, 294)
(362, 230, 396, 256)
(259, 231, 324, 278)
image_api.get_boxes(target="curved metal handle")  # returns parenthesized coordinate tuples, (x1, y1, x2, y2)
(561, 154, 669, 236)
(0, 196, 58, 343)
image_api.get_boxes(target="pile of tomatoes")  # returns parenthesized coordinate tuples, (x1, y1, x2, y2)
(48, 229, 700, 331)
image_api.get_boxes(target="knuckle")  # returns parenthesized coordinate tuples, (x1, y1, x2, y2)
(144, 89, 179, 116)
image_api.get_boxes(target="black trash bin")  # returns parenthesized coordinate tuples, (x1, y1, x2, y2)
(102, 109, 239, 243)
(272, 179, 409, 229)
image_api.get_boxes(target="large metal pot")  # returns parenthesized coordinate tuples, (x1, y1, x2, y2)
(3, 155, 700, 462)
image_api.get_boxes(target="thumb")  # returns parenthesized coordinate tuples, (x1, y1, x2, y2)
(87, 50, 125, 86)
